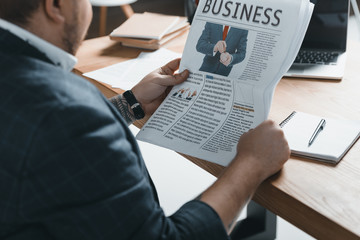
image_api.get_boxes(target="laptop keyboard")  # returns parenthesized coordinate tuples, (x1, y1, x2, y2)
(294, 50, 339, 65)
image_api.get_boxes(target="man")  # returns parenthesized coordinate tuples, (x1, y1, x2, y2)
(0, 0, 290, 239)
(196, 22, 248, 77)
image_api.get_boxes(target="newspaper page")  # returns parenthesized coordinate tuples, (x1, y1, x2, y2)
(137, 0, 314, 166)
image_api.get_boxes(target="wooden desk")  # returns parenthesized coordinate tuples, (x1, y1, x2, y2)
(74, 36, 360, 240)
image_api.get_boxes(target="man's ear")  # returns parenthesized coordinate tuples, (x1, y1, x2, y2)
(43, 0, 65, 24)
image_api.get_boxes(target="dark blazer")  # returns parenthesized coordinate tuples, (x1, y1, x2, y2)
(0, 28, 227, 240)
(196, 22, 248, 77)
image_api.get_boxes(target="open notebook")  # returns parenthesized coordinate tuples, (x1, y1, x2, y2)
(280, 111, 360, 164)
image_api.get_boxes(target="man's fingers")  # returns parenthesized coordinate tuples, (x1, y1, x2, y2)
(160, 58, 181, 75)
(156, 58, 189, 86)
(158, 69, 189, 86)
(220, 41, 227, 53)
(221, 41, 227, 51)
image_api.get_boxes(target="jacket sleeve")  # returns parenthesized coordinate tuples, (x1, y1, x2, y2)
(109, 94, 136, 125)
(196, 22, 217, 56)
(229, 29, 248, 66)
(22, 100, 229, 240)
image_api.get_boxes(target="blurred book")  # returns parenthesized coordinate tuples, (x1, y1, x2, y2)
(110, 12, 190, 50)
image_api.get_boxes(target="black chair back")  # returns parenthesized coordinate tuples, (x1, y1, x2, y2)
(184, 0, 197, 24)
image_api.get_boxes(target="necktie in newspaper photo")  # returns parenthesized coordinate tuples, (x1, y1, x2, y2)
(222, 25, 229, 40)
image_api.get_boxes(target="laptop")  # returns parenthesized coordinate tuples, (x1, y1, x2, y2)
(285, 0, 350, 80)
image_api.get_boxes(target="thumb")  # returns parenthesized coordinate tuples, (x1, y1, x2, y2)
(158, 69, 189, 87)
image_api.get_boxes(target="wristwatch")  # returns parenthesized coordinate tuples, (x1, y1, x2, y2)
(123, 90, 145, 120)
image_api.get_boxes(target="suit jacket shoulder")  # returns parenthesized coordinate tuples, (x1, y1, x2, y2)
(0, 29, 228, 240)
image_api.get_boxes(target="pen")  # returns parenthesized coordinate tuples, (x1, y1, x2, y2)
(308, 119, 326, 146)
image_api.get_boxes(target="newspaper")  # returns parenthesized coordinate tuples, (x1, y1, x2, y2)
(136, 0, 314, 166)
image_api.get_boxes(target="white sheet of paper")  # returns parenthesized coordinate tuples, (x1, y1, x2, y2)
(83, 48, 181, 90)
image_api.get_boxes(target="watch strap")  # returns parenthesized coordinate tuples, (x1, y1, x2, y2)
(123, 90, 145, 120)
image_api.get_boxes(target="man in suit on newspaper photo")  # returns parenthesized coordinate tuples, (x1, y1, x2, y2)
(196, 22, 248, 77)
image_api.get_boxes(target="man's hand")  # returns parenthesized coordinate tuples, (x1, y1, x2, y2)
(214, 40, 227, 54)
(234, 120, 290, 181)
(131, 58, 189, 116)
(220, 52, 232, 66)
(200, 120, 289, 232)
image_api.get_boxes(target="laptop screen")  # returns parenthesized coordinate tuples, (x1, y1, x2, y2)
(301, 0, 349, 51)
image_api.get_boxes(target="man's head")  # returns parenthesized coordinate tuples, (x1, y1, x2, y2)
(0, 0, 93, 55)
(0, 1, 42, 25)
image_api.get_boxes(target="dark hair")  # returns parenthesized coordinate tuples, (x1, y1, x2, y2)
(0, 0, 42, 25)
